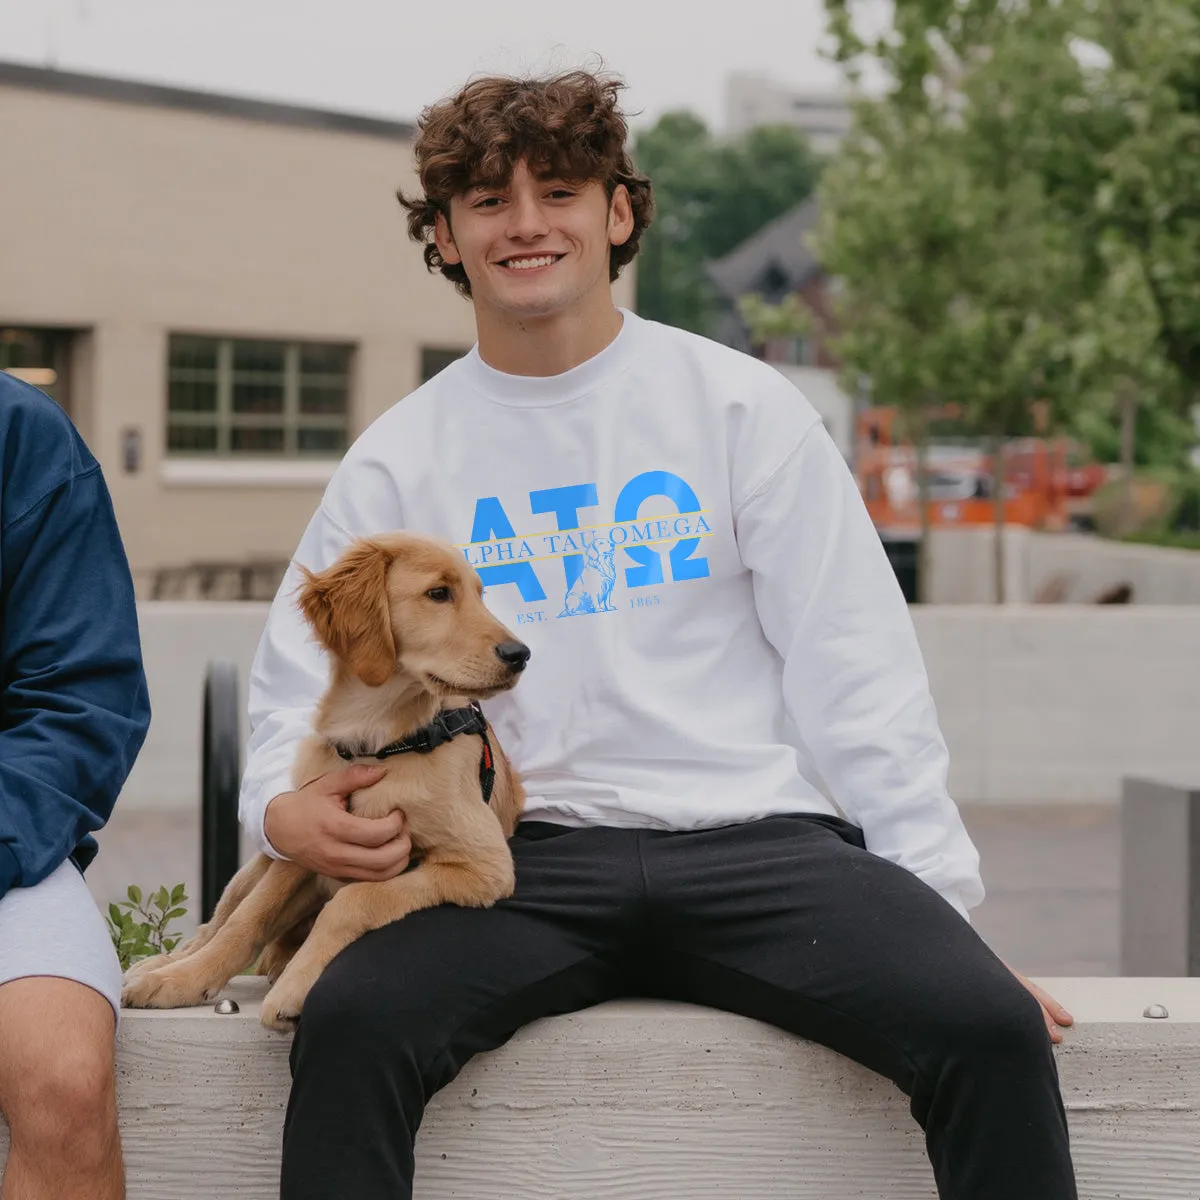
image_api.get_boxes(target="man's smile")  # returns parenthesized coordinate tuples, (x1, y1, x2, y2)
(497, 253, 566, 272)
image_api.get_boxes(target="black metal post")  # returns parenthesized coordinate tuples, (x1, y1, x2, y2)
(201, 660, 241, 923)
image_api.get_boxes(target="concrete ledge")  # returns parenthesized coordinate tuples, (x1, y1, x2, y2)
(3, 977, 1200, 1198)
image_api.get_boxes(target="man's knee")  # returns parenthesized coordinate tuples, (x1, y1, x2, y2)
(291, 954, 450, 1102)
(296, 962, 427, 1061)
(0, 977, 119, 1162)
(4, 1038, 118, 1162)
(936, 974, 1051, 1067)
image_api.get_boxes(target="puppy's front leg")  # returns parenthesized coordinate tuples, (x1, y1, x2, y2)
(122, 860, 312, 1009)
(260, 856, 514, 1031)
(123, 854, 273, 986)
(256, 904, 321, 983)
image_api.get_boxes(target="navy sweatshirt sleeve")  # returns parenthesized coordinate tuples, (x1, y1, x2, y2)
(0, 375, 151, 901)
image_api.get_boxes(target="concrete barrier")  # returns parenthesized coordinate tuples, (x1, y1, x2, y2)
(913, 607, 1200, 803)
(1121, 777, 1200, 976)
(1024, 531, 1200, 605)
(927, 527, 1200, 605)
(925, 526, 1031, 604)
(122, 602, 266, 812)
(2, 977, 1198, 1198)
(119, 603, 1200, 811)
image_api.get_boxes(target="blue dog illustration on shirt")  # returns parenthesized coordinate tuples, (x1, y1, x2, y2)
(558, 536, 618, 617)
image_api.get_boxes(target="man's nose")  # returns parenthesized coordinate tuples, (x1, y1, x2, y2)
(506, 192, 550, 241)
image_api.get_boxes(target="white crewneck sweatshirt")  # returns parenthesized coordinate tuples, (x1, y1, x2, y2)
(240, 310, 984, 921)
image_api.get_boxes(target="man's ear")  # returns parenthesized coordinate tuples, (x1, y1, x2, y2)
(297, 541, 397, 687)
(608, 183, 634, 248)
(434, 210, 462, 264)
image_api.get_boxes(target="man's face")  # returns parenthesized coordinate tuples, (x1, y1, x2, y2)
(434, 159, 633, 322)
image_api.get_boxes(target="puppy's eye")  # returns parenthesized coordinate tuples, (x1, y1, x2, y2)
(426, 586, 452, 603)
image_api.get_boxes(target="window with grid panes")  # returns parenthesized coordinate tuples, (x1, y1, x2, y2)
(167, 335, 352, 456)
(420, 346, 469, 383)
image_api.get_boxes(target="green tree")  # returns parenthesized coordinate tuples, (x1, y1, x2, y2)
(701, 125, 826, 259)
(826, 0, 1200, 460)
(815, 100, 975, 601)
(935, 5, 1091, 599)
(1080, 0, 1200, 405)
(735, 294, 812, 345)
(632, 113, 717, 334)
(633, 116, 822, 332)
(1066, 232, 1192, 531)
(819, 0, 1093, 601)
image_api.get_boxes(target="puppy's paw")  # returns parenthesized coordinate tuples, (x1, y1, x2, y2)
(122, 956, 165, 986)
(121, 965, 219, 1010)
(260, 971, 315, 1032)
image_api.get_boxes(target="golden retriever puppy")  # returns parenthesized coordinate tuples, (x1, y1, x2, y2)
(121, 533, 529, 1031)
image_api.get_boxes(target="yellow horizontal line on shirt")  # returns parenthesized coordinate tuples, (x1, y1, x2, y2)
(466, 529, 717, 566)
(457, 509, 713, 550)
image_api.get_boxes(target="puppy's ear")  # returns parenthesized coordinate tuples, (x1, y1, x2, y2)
(297, 541, 397, 687)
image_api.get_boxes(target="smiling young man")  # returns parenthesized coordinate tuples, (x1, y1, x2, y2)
(242, 71, 1079, 1199)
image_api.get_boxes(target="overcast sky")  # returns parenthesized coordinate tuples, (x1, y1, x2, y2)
(0, 0, 874, 132)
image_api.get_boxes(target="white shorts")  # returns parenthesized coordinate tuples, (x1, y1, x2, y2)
(0, 859, 122, 1020)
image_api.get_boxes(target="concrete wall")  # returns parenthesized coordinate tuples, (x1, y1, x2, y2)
(927, 527, 1200, 605)
(914, 607, 1200, 803)
(122, 603, 1200, 812)
(125, 603, 268, 812)
(1024, 531, 1200, 604)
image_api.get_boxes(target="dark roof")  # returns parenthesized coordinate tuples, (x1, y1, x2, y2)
(0, 60, 415, 141)
(706, 198, 823, 299)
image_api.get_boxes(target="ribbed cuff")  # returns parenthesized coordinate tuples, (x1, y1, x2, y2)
(244, 781, 289, 861)
(0, 843, 21, 901)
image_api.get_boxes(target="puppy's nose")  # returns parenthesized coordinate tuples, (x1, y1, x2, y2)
(495, 640, 532, 672)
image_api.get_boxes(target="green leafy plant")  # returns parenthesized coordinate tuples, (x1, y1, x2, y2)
(106, 883, 189, 971)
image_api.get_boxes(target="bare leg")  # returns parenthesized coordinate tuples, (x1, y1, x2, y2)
(0, 978, 122, 1200)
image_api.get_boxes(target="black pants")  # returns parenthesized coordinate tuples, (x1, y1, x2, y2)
(280, 816, 1077, 1199)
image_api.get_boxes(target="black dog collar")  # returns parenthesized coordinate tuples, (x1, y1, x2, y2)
(333, 701, 496, 803)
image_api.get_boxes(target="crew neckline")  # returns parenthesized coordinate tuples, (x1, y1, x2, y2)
(460, 308, 643, 407)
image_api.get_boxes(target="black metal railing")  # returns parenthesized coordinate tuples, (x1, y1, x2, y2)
(201, 661, 241, 923)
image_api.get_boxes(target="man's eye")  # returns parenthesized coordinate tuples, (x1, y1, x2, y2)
(426, 587, 452, 603)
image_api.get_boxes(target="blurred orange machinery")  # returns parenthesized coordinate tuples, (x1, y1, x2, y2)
(855, 407, 1108, 536)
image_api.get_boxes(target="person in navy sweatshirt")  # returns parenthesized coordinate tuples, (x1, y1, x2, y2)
(0, 372, 151, 1200)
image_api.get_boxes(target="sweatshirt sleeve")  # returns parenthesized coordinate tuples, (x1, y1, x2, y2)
(0, 466, 151, 901)
(734, 417, 984, 922)
(238, 503, 355, 857)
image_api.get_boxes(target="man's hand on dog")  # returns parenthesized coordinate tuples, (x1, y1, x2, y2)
(264, 765, 413, 881)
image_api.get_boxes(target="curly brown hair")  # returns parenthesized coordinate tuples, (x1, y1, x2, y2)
(397, 71, 654, 298)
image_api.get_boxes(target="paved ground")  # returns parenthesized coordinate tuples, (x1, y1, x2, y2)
(87, 802, 1121, 977)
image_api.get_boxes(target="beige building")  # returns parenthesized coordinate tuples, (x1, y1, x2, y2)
(723, 71, 852, 153)
(0, 62, 633, 597)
